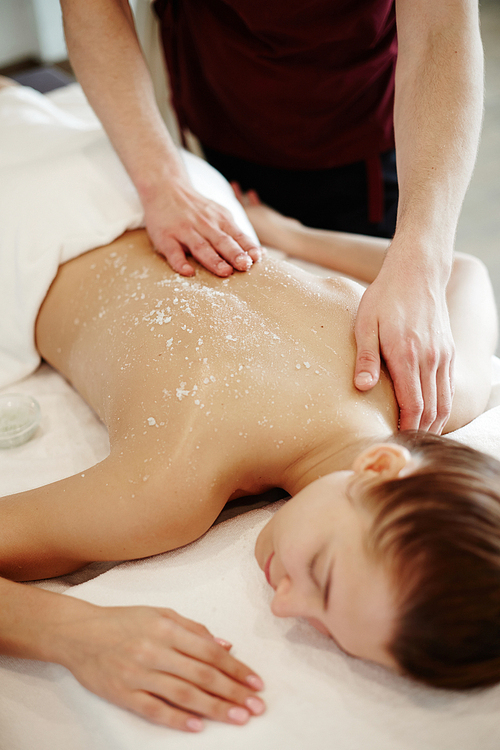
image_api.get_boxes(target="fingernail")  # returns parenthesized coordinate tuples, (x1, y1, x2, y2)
(355, 372, 373, 387)
(236, 254, 252, 270)
(246, 674, 264, 690)
(228, 706, 250, 724)
(245, 696, 265, 715)
(217, 261, 231, 274)
(214, 637, 232, 649)
(186, 717, 204, 732)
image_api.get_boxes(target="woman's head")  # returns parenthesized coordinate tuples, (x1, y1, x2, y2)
(364, 431, 500, 689)
(255, 431, 500, 689)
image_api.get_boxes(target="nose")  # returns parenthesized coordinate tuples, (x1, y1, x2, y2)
(271, 575, 307, 619)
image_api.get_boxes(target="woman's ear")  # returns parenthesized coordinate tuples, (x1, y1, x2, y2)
(352, 443, 413, 481)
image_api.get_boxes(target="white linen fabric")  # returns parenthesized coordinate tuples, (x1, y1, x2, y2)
(0, 85, 500, 750)
(0, 84, 257, 388)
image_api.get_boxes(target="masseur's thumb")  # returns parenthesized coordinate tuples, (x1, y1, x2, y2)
(354, 327, 381, 392)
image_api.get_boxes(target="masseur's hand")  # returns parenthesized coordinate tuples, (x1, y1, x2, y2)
(59, 604, 265, 732)
(354, 253, 455, 433)
(144, 173, 262, 277)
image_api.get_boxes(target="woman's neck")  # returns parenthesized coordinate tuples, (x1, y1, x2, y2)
(280, 426, 392, 497)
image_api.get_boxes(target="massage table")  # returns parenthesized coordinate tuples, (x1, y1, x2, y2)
(1, 84, 499, 750)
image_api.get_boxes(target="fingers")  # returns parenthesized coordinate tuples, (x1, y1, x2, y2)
(354, 322, 381, 392)
(355, 324, 454, 433)
(156, 237, 195, 277)
(126, 611, 265, 731)
(426, 354, 454, 435)
(156, 608, 233, 649)
(231, 182, 262, 208)
(155, 223, 261, 277)
(387, 345, 454, 434)
(138, 652, 265, 727)
(388, 350, 424, 432)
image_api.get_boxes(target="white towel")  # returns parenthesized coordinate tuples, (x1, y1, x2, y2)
(0, 84, 257, 388)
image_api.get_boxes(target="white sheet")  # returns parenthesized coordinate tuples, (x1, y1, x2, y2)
(1, 85, 500, 750)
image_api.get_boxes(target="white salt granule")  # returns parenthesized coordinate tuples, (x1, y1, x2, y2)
(147, 417, 156, 426)
(176, 383, 190, 400)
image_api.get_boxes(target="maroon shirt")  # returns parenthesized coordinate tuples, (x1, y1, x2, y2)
(154, 0, 397, 170)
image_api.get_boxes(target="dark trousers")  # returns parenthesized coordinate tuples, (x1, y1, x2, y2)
(201, 145, 398, 239)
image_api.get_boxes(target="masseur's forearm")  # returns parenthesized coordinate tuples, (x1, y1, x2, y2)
(60, 0, 185, 200)
(392, 0, 483, 272)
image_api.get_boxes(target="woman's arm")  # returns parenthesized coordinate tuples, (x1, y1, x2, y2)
(60, 0, 260, 277)
(233, 188, 389, 284)
(0, 576, 265, 730)
(0, 452, 222, 581)
(0, 454, 265, 728)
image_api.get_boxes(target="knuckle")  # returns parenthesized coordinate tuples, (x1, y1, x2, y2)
(138, 696, 165, 723)
(193, 664, 215, 687)
(425, 348, 439, 369)
(158, 617, 176, 642)
(421, 408, 437, 428)
(203, 640, 223, 663)
(208, 696, 232, 720)
(172, 682, 194, 706)
(356, 349, 379, 367)
(131, 637, 153, 663)
(405, 399, 424, 418)
(224, 682, 247, 704)
(436, 399, 452, 419)
(214, 234, 235, 253)
(191, 240, 211, 256)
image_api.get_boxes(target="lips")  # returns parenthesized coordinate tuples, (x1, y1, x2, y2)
(264, 552, 275, 587)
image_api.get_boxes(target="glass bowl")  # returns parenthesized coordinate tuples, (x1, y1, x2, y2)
(0, 394, 41, 449)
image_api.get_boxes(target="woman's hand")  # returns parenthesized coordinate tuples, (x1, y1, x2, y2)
(58, 604, 265, 732)
(144, 175, 262, 278)
(231, 182, 301, 250)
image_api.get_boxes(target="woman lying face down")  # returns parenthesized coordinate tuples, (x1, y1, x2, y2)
(257, 431, 500, 690)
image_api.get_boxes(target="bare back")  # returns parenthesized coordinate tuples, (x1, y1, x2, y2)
(37, 230, 398, 499)
(2, 230, 492, 581)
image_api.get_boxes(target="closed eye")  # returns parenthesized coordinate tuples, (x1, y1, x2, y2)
(309, 550, 332, 611)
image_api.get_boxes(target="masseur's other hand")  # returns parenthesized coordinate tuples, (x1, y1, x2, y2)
(144, 174, 262, 277)
(60, 604, 265, 732)
(354, 254, 455, 433)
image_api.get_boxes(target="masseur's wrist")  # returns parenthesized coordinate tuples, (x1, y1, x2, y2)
(134, 154, 190, 207)
(387, 229, 454, 287)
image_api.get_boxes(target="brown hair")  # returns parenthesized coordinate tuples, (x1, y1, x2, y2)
(363, 431, 500, 690)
